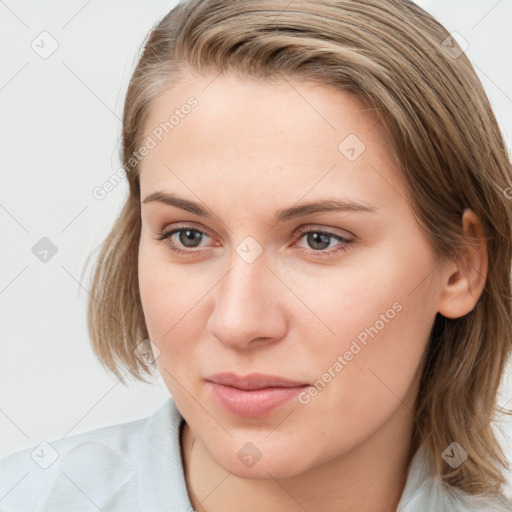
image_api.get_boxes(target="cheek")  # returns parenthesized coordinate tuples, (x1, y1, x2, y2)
(138, 241, 183, 344)
(137, 240, 210, 362)
(296, 246, 436, 442)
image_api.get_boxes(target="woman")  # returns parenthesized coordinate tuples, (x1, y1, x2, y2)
(1, 0, 512, 510)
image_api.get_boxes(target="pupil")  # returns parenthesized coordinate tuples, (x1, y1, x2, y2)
(180, 229, 201, 247)
(308, 232, 329, 250)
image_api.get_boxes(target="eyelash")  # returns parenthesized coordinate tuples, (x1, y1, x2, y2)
(154, 224, 354, 259)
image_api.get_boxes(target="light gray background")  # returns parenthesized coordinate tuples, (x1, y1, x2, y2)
(1, 0, 512, 492)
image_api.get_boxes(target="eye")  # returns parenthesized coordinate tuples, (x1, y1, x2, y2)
(154, 224, 354, 258)
(294, 226, 354, 257)
(155, 225, 211, 255)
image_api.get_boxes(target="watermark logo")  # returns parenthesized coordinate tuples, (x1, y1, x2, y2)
(441, 31, 469, 59)
(134, 338, 161, 366)
(31, 31, 59, 59)
(31, 441, 59, 469)
(442, 442, 468, 468)
(236, 236, 264, 264)
(32, 237, 58, 263)
(338, 133, 366, 162)
(237, 442, 263, 468)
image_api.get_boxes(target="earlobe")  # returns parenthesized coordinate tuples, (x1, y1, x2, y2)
(437, 208, 488, 319)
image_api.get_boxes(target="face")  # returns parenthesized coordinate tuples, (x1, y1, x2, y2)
(137, 72, 443, 479)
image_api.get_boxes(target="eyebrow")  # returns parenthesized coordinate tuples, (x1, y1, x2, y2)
(142, 191, 378, 224)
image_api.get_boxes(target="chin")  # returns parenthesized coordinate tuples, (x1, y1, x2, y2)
(211, 438, 322, 480)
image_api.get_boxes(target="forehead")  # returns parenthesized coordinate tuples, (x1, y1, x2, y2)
(138, 73, 406, 207)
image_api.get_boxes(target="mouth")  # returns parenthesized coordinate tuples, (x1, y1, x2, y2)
(205, 372, 310, 418)
(206, 372, 309, 390)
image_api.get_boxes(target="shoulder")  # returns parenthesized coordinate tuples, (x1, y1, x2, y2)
(0, 398, 180, 511)
(426, 478, 512, 512)
(398, 444, 512, 512)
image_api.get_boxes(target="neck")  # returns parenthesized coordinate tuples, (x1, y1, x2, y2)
(180, 403, 415, 512)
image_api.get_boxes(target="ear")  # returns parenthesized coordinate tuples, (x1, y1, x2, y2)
(437, 208, 488, 319)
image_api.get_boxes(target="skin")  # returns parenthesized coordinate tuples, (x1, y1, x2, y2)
(137, 71, 488, 512)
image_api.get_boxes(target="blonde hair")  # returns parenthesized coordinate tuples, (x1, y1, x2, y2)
(84, 0, 512, 501)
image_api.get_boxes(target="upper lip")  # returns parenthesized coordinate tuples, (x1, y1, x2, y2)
(206, 372, 309, 391)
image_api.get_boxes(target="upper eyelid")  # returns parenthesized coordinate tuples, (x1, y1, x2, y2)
(162, 222, 211, 237)
(162, 223, 354, 243)
(162, 221, 351, 233)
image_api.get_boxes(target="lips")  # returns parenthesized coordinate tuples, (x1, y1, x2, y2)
(206, 372, 309, 390)
(205, 372, 310, 418)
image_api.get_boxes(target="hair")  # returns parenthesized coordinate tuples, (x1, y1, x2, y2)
(83, 0, 512, 503)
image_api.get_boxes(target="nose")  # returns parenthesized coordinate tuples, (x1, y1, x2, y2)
(206, 250, 288, 350)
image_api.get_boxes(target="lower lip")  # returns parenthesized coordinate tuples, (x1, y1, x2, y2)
(207, 382, 308, 418)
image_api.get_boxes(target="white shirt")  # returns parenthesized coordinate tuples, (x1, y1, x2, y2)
(0, 396, 510, 511)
